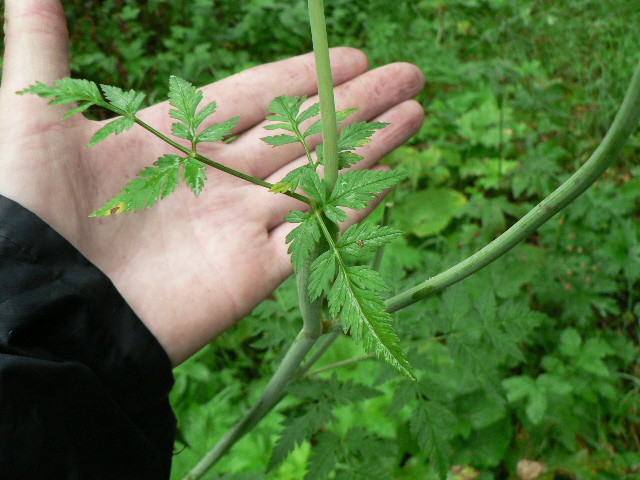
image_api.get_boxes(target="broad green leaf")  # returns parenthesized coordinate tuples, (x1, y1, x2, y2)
(299, 169, 327, 206)
(88, 116, 135, 147)
(395, 188, 467, 237)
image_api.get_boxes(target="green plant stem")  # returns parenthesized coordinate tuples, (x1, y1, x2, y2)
(101, 103, 311, 205)
(372, 190, 396, 271)
(386, 59, 640, 314)
(297, 250, 324, 338)
(133, 116, 311, 204)
(296, 331, 341, 379)
(305, 354, 375, 377)
(183, 329, 319, 480)
(308, 0, 339, 194)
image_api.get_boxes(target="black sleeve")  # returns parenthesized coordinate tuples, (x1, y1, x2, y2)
(0, 195, 176, 480)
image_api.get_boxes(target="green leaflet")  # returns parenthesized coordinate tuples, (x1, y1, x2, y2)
(267, 403, 331, 472)
(90, 154, 207, 216)
(300, 213, 415, 380)
(100, 85, 146, 115)
(168, 75, 238, 146)
(88, 116, 136, 147)
(19, 79, 147, 144)
(329, 265, 415, 380)
(18, 78, 103, 106)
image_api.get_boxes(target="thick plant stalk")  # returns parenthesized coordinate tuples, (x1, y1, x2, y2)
(308, 0, 339, 194)
(183, 329, 318, 480)
(386, 59, 640, 313)
(183, 4, 339, 479)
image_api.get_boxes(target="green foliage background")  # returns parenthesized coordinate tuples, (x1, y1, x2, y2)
(3, 0, 640, 478)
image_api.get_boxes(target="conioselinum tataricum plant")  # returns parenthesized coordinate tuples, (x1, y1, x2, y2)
(19, 0, 640, 478)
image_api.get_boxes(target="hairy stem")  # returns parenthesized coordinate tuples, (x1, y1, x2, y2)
(386, 59, 640, 313)
(308, 0, 339, 194)
(183, 329, 319, 480)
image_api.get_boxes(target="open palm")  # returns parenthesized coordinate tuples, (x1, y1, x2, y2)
(0, 0, 425, 364)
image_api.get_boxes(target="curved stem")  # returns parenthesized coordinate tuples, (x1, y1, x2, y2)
(386, 59, 640, 313)
(183, 329, 319, 480)
(308, 0, 339, 194)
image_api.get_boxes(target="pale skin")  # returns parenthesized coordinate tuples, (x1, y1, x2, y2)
(0, 0, 425, 365)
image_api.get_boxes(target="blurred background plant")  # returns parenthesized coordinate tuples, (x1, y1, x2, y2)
(3, 1, 640, 478)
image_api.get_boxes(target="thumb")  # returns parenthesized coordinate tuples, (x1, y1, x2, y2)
(1, 0, 70, 93)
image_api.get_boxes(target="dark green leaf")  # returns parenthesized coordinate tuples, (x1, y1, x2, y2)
(267, 403, 331, 472)
(305, 432, 340, 480)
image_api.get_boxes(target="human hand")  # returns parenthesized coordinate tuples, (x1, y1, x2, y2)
(0, 0, 425, 365)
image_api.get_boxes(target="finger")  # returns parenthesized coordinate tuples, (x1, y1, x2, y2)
(1, 0, 70, 93)
(225, 62, 426, 179)
(139, 47, 369, 134)
(263, 98, 425, 237)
